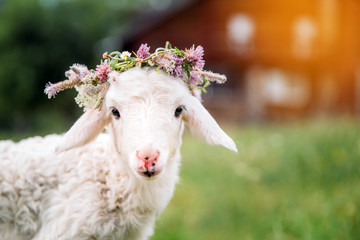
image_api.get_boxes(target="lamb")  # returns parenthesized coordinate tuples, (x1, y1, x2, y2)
(0, 44, 237, 240)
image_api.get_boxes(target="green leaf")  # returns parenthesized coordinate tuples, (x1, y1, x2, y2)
(186, 68, 191, 79)
(109, 59, 118, 68)
(196, 86, 207, 93)
(203, 78, 210, 88)
(165, 41, 172, 49)
(132, 51, 138, 58)
(178, 51, 185, 58)
(128, 62, 135, 68)
(182, 64, 191, 79)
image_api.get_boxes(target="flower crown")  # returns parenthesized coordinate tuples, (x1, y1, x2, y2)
(44, 42, 227, 110)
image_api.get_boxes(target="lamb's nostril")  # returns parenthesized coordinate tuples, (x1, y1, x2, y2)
(136, 150, 160, 162)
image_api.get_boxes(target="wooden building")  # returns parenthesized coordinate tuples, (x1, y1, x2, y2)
(118, 0, 360, 122)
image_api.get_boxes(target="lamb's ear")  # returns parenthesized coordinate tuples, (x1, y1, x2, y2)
(55, 108, 109, 153)
(183, 95, 238, 152)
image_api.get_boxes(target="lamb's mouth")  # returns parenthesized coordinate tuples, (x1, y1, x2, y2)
(139, 170, 162, 178)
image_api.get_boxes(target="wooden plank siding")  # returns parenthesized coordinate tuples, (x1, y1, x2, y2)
(121, 0, 360, 121)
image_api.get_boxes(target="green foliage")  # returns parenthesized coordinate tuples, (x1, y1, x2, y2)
(0, 0, 146, 133)
(152, 119, 360, 240)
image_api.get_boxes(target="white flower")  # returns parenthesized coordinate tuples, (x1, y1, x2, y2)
(135, 61, 142, 68)
(120, 51, 131, 59)
(148, 59, 155, 66)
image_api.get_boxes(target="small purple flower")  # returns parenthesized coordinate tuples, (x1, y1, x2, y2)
(76, 64, 91, 79)
(44, 82, 60, 99)
(185, 45, 205, 70)
(137, 43, 151, 60)
(155, 52, 184, 77)
(95, 60, 112, 82)
(174, 55, 183, 66)
(155, 51, 175, 73)
(189, 71, 203, 86)
(65, 64, 90, 81)
(172, 55, 183, 77)
(173, 65, 183, 77)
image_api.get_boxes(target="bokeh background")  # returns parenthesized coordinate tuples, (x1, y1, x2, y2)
(0, 0, 359, 239)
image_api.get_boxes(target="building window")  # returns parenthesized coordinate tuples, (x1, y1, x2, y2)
(292, 16, 317, 59)
(227, 14, 255, 55)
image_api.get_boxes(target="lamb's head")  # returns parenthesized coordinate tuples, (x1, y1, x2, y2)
(56, 67, 237, 180)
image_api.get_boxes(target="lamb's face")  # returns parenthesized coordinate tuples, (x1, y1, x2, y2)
(56, 68, 237, 180)
(105, 68, 188, 179)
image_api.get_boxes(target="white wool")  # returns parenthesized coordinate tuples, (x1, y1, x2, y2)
(0, 68, 237, 240)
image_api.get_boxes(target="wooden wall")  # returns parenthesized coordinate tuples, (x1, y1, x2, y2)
(123, 0, 360, 121)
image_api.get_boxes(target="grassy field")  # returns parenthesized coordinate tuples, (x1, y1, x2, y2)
(1, 118, 359, 239)
(151, 119, 360, 240)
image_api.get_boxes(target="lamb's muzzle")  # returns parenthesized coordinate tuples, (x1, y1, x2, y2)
(136, 149, 161, 178)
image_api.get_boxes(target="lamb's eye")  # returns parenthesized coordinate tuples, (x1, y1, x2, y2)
(111, 108, 121, 120)
(174, 106, 184, 118)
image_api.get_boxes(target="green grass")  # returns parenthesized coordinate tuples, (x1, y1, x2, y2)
(1, 118, 359, 239)
(151, 119, 360, 240)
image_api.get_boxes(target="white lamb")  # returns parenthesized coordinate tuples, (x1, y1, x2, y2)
(0, 67, 236, 239)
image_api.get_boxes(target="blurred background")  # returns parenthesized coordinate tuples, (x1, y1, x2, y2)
(0, 0, 359, 239)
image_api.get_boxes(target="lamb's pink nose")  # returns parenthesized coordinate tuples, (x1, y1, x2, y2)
(136, 150, 160, 170)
